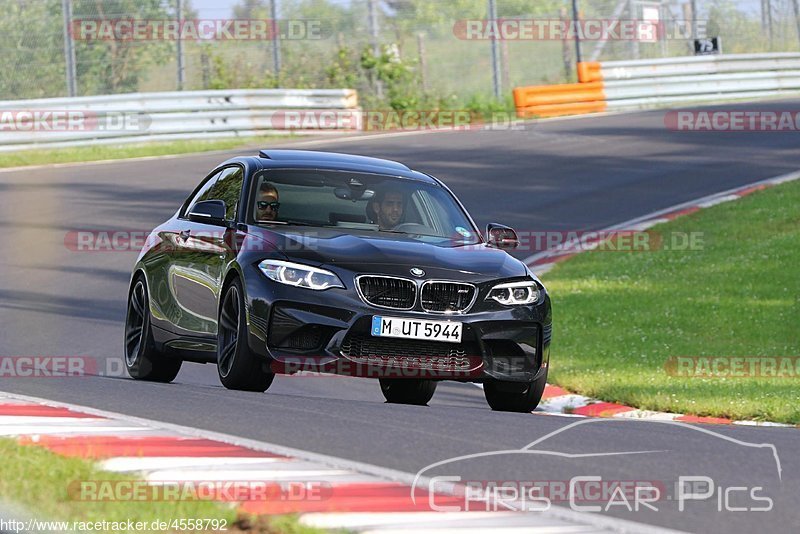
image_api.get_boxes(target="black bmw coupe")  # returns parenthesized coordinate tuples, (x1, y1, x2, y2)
(125, 150, 552, 412)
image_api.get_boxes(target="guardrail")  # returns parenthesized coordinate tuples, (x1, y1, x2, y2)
(0, 88, 358, 152)
(514, 53, 800, 118)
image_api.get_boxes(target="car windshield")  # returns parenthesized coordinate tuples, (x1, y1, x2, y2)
(249, 169, 481, 245)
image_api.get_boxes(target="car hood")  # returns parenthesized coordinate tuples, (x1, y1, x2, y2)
(250, 227, 527, 281)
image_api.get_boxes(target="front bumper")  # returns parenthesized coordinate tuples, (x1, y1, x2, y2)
(243, 265, 552, 383)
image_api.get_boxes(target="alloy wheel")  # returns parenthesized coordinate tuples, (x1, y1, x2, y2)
(218, 285, 241, 378)
(125, 281, 147, 365)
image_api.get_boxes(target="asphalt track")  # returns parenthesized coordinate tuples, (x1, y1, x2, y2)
(1, 100, 799, 533)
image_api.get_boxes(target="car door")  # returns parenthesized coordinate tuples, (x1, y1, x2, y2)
(169, 166, 244, 338)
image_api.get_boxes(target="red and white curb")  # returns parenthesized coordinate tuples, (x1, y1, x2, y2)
(0, 391, 685, 534)
(525, 169, 800, 429)
(535, 384, 798, 428)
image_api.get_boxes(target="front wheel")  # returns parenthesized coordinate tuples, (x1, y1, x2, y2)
(379, 378, 437, 405)
(483, 370, 547, 413)
(217, 278, 274, 392)
(124, 276, 182, 382)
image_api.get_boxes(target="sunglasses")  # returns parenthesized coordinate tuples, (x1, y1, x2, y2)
(257, 201, 280, 210)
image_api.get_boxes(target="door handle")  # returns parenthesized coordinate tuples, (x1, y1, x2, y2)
(179, 229, 190, 240)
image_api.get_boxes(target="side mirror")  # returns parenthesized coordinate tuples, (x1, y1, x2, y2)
(188, 200, 227, 226)
(486, 223, 519, 249)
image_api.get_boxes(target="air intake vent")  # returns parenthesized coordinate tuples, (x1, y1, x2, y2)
(357, 276, 416, 310)
(340, 335, 479, 371)
(420, 281, 476, 313)
(278, 326, 323, 350)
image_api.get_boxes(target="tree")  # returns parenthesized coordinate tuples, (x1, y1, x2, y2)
(72, 0, 174, 95)
(0, 0, 66, 99)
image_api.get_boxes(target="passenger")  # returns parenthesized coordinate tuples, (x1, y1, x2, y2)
(255, 182, 280, 222)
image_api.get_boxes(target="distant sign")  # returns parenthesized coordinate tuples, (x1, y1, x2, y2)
(639, 5, 660, 43)
(694, 37, 720, 55)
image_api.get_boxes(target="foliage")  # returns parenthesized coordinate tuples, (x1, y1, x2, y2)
(72, 0, 174, 95)
(0, 0, 70, 99)
(202, 44, 279, 90)
(0, 0, 174, 99)
(325, 46, 362, 89)
(361, 43, 422, 111)
(706, 0, 775, 53)
(463, 92, 515, 115)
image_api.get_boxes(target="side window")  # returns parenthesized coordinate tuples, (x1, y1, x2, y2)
(183, 170, 222, 218)
(204, 166, 244, 221)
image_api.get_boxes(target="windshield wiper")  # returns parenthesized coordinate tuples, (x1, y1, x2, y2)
(283, 220, 320, 227)
(378, 229, 456, 240)
(259, 220, 320, 227)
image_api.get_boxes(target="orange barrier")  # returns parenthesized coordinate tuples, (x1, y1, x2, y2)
(516, 101, 607, 118)
(514, 81, 604, 107)
(577, 61, 602, 83)
(513, 61, 606, 118)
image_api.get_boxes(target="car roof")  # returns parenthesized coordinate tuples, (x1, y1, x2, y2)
(254, 149, 438, 184)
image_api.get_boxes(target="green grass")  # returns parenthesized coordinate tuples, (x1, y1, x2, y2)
(0, 439, 325, 533)
(542, 179, 800, 423)
(0, 135, 295, 169)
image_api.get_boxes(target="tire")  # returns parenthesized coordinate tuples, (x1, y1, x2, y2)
(217, 278, 274, 392)
(379, 378, 437, 405)
(124, 276, 182, 382)
(483, 369, 548, 413)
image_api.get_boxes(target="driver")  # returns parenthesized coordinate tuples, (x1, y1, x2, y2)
(369, 187, 405, 230)
(255, 182, 280, 222)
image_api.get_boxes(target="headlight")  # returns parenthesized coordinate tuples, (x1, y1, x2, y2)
(487, 280, 541, 305)
(258, 260, 344, 290)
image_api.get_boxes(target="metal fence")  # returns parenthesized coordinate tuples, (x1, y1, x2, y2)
(2, 0, 800, 104)
(601, 52, 800, 108)
(513, 52, 800, 117)
(0, 88, 358, 151)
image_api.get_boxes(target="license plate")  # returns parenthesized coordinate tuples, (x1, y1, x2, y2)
(371, 316, 462, 343)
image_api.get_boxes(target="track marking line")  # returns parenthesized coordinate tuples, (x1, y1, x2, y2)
(0, 390, 688, 534)
(525, 169, 800, 267)
(99, 456, 285, 472)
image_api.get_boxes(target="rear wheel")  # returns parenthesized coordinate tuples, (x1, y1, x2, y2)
(217, 278, 274, 392)
(483, 370, 547, 413)
(379, 378, 437, 405)
(124, 276, 182, 382)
